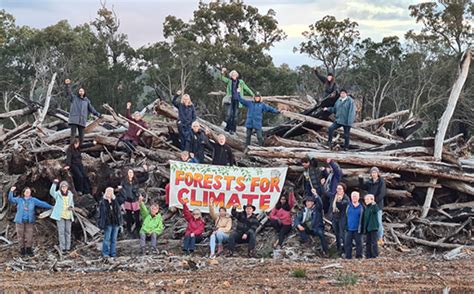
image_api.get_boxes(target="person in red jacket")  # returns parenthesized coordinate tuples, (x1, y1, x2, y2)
(120, 102, 149, 159)
(182, 202, 205, 255)
(268, 190, 295, 248)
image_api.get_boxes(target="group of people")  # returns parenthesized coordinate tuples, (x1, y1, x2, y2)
(7, 68, 374, 258)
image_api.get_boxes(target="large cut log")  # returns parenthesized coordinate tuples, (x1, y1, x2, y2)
(354, 110, 409, 128)
(280, 110, 396, 145)
(0, 122, 31, 144)
(0, 106, 36, 119)
(246, 146, 474, 182)
(441, 180, 474, 196)
(422, 49, 472, 218)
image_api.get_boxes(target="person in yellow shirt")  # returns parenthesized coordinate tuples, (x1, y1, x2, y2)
(208, 198, 232, 258)
(49, 179, 74, 253)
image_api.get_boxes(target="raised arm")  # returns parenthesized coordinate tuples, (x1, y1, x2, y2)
(237, 93, 251, 108)
(288, 191, 295, 209)
(209, 203, 218, 221)
(241, 81, 255, 97)
(139, 202, 150, 219)
(172, 94, 181, 108)
(314, 69, 327, 84)
(49, 182, 59, 200)
(329, 160, 343, 178)
(263, 103, 279, 114)
(8, 191, 18, 205)
(65, 83, 75, 102)
(125, 103, 132, 120)
(182, 203, 193, 223)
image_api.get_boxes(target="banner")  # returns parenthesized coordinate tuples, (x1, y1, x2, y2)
(169, 161, 288, 214)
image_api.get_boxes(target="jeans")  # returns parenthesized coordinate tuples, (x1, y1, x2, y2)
(70, 124, 85, 145)
(245, 128, 264, 147)
(332, 218, 345, 252)
(299, 225, 328, 254)
(102, 225, 119, 257)
(344, 230, 362, 259)
(57, 219, 72, 251)
(270, 219, 292, 246)
(225, 99, 239, 133)
(70, 163, 91, 194)
(183, 235, 202, 252)
(327, 122, 351, 148)
(366, 231, 379, 258)
(16, 223, 34, 249)
(377, 210, 384, 240)
(210, 231, 229, 255)
(140, 232, 158, 249)
(228, 230, 256, 251)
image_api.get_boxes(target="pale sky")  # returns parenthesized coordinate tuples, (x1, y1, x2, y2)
(1, 0, 424, 67)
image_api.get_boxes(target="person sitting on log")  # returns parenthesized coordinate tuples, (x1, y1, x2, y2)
(209, 133, 235, 166)
(64, 79, 101, 145)
(120, 102, 149, 161)
(172, 90, 196, 151)
(138, 195, 164, 255)
(180, 150, 199, 164)
(301, 156, 322, 198)
(313, 67, 339, 100)
(320, 158, 343, 216)
(64, 138, 94, 195)
(181, 201, 205, 255)
(358, 167, 386, 246)
(188, 121, 211, 163)
(331, 183, 350, 256)
(97, 187, 123, 258)
(294, 191, 328, 256)
(344, 191, 363, 259)
(363, 194, 379, 258)
(213, 67, 255, 135)
(268, 189, 295, 248)
(208, 198, 232, 259)
(49, 179, 75, 254)
(9, 186, 53, 256)
(227, 203, 260, 258)
(118, 165, 149, 239)
(323, 89, 356, 151)
(237, 89, 280, 148)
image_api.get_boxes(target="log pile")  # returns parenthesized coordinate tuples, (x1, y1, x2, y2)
(0, 72, 473, 257)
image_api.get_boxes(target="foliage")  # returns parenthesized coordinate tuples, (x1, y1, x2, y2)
(336, 272, 358, 286)
(291, 268, 306, 278)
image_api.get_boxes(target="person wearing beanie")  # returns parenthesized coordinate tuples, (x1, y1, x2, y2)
(97, 187, 124, 257)
(49, 179, 75, 253)
(237, 89, 280, 147)
(294, 190, 328, 255)
(323, 89, 356, 150)
(313, 67, 339, 99)
(359, 166, 386, 245)
(120, 101, 149, 160)
(8, 186, 53, 256)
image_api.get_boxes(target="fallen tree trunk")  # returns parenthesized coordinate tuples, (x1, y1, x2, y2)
(354, 110, 409, 128)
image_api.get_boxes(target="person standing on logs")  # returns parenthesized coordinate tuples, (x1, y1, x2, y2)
(172, 90, 196, 151)
(9, 186, 53, 256)
(209, 134, 235, 166)
(314, 67, 339, 100)
(120, 102, 149, 161)
(359, 167, 386, 246)
(64, 138, 94, 195)
(301, 156, 322, 198)
(217, 68, 255, 135)
(237, 89, 280, 148)
(323, 89, 356, 150)
(97, 187, 123, 258)
(64, 79, 101, 145)
(118, 165, 149, 238)
(188, 121, 211, 163)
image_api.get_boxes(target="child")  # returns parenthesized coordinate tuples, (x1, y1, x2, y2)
(8, 186, 52, 256)
(49, 179, 75, 253)
(363, 194, 379, 258)
(209, 198, 232, 258)
(344, 191, 364, 259)
(182, 202, 205, 255)
(97, 187, 123, 258)
(172, 90, 196, 150)
(139, 195, 164, 254)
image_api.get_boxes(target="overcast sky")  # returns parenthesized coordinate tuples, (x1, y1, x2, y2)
(2, 0, 424, 67)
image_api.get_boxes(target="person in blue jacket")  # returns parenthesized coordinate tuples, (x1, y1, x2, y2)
(8, 186, 52, 256)
(172, 90, 196, 151)
(319, 158, 343, 216)
(323, 89, 356, 150)
(237, 89, 280, 147)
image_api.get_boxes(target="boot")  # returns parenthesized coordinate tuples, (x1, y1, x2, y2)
(247, 248, 256, 258)
(20, 247, 26, 256)
(26, 247, 34, 257)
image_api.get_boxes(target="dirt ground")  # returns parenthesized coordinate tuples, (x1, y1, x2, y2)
(1, 253, 472, 293)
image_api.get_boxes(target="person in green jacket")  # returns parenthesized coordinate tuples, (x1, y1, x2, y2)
(363, 194, 379, 258)
(138, 195, 164, 254)
(323, 89, 356, 150)
(215, 67, 255, 134)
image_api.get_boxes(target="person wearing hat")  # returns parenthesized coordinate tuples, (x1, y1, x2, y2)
(214, 67, 255, 135)
(314, 67, 338, 99)
(237, 88, 280, 147)
(172, 90, 196, 150)
(323, 89, 356, 150)
(49, 179, 75, 253)
(294, 190, 328, 255)
(181, 202, 205, 255)
(120, 101, 149, 160)
(227, 203, 260, 258)
(359, 166, 386, 245)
